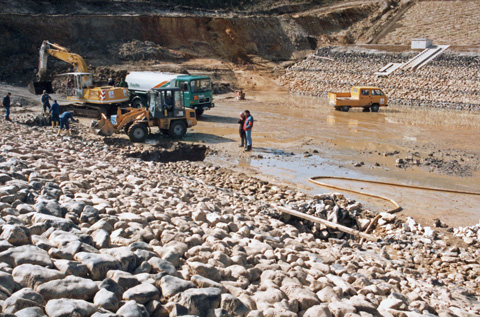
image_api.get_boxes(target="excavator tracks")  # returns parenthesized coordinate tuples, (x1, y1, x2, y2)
(60, 103, 110, 119)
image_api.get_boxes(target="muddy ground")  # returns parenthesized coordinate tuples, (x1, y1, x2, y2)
(3, 84, 479, 229)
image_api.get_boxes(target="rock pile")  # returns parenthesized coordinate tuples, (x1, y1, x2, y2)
(280, 46, 480, 111)
(0, 121, 479, 316)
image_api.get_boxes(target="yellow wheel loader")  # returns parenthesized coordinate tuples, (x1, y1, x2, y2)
(95, 87, 197, 142)
(29, 40, 129, 117)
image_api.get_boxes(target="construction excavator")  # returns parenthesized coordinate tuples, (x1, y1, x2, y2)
(28, 40, 129, 117)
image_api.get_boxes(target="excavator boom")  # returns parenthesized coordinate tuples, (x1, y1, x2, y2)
(38, 40, 89, 80)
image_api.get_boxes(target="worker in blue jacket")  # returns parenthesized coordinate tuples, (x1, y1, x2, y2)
(2, 92, 12, 121)
(58, 111, 79, 136)
(49, 100, 60, 128)
(41, 90, 52, 114)
(243, 110, 254, 152)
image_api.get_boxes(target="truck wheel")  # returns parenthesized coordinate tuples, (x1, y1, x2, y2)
(131, 97, 144, 108)
(128, 123, 148, 142)
(341, 106, 350, 112)
(195, 109, 204, 117)
(168, 120, 187, 139)
(371, 104, 380, 112)
(334, 107, 341, 111)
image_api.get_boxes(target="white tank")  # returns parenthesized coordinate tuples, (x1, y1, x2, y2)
(125, 72, 182, 92)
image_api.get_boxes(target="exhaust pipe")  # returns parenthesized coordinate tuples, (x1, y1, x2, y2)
(28, 81, 54, 95)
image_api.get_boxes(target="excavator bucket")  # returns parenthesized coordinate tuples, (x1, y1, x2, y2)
(96, 114, 117, 136)
(28, 81, 53, 95)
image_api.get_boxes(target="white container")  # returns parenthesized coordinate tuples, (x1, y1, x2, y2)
(125, 72, 181, 92)
(411, 38, 433, 49)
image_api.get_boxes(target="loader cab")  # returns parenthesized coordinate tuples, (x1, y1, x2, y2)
(148, 88, 185, 119)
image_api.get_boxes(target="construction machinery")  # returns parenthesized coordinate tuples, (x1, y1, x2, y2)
(28, 40, 129, 116)
(329, 86, 388, 112)
(95, 87, 197, 142)
(125, 72, 214, 117)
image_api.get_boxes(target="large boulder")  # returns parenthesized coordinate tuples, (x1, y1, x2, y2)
(52, 259, 89, 277)
(45, 298, 98, 317)
(123, 283, 160, 304)
(34, 200, 64, 217)
(14, 306, 47, 317)
(31, 213, 75, 231)
(37, 276, 99, 301)
(2, 288, 46, 314)
(188, 262, 221, 282)
(94, 288, 119, 312)
(116, 300, 149, 317)
(101, 247, 137, 272)
(12, 264, 65, 289)
(148, 257, 177, 276)
(158, 275, 194, 298)
(74, 252, 121, 280)
(0, 245, 53, 267)
(177, 287, 222, 316)
(105, 270, 140, 290)
(220, 293, 250, 316)
(0, 224, 30, 245)
(0, 271, 16, 297)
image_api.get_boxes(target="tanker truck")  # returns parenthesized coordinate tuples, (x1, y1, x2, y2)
(125, 72, 214, 117)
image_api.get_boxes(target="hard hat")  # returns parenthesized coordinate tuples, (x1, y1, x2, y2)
(43, 90, 47, 93)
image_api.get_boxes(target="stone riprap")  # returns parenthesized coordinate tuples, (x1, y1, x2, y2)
(280, 46, 480, 111)
(0, 122, 479, 316)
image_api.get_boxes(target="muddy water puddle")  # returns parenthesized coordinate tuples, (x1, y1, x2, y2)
(195, 91, 480, 227)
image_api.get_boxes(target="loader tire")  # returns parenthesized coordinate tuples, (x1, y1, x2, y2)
(124, 122, 133, 134)
(128, 123, 148, 142)
(168, 120, 187, 139)
(341, 106, 350, 112)
(371, 104, 380, 112)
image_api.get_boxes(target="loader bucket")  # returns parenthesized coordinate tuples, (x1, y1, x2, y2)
(28, 81, 53, 95)
(96, 114, 116, 136)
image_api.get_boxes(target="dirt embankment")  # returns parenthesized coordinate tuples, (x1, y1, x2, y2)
(0, 1, 390, 88)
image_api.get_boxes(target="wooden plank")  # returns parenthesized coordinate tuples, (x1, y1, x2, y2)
(275, 205, 379, 242)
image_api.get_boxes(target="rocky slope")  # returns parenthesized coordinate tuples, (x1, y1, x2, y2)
(0, 111, 479, 316)
(280, 46, 480, 110)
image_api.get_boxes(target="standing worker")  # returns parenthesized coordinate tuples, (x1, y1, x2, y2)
(41, 90, 52, 115)
(2, 92, 12, 122)
(243, 110, 254, 152)
(118, 78, 128, 88)
(50, 100, 60, 128)
(58, 111, 79, 136)
(237, 112, 246, 147)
